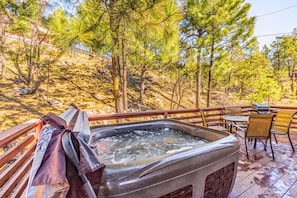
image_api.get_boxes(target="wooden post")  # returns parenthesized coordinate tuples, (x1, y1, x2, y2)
(34, 121, 43, 139)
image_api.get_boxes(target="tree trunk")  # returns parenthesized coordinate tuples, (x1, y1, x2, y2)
(207, 38, 215, 107)
(170, 76, 178, 110)
(139, 65, 146, 107)
(289, 64, 294, 93)
(195, 48, 202, 108)
(112, 55, 123, 113)
(121, 39, 128, 111)
(176, 76, 186, 109)
(0, 53, 5, 80)
(294, 56, 297, 96)
(0, 23, 6, 79)
(110, 1, 123, 113)
(195, 31, 203, 108)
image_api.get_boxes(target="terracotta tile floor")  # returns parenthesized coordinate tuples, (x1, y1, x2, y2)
(229, 133, 297, 198)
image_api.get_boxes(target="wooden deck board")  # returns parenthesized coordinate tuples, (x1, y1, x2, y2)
(230, 133, 297, 197)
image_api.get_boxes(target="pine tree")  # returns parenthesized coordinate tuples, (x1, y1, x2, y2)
(69, 0, 181, 112)
(182, 0, 255, 107)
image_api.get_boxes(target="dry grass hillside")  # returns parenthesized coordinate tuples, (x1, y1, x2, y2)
(0, 50, 290, 132)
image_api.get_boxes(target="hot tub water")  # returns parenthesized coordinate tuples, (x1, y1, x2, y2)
(91, 127, 209, 165)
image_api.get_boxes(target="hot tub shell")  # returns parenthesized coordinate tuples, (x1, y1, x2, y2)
(90, 119, 239, 198)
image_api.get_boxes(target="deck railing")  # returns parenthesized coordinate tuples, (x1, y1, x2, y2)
(1, 105, 297, 197)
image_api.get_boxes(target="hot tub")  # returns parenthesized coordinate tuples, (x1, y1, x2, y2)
(89, 119, 239, 198)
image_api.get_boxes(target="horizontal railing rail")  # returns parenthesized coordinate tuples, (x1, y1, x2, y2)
(1, 105, 297, 197)
(0, 119, 42, 197)
(88, 106, 229, 126)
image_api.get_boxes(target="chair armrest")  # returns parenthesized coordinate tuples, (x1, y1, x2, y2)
(272, 124, 288, 128)
(271, 124, 290, 134)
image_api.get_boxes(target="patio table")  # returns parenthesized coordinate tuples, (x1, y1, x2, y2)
(222, 115, 249, 133)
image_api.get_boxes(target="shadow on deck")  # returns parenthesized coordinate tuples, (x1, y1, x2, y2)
(230, 133, 297, 198)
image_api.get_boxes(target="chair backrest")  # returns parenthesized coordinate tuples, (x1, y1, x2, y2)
(246, 114, 275, 138)
(199, 109, 208, 127)
(272, 110, 297, 134)
(224, 107, 242, 116)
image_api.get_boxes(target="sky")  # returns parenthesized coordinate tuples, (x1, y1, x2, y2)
(245, 0, 297, 48)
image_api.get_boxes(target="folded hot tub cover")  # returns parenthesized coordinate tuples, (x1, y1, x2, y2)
(26, 125, 105, 197)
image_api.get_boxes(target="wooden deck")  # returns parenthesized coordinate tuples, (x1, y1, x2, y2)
(229, 133, 297, 198)
(2, 106, 297, 197)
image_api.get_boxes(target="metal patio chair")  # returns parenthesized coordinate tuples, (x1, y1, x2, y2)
(271, 110, 297, 152)
(235, 114, 275, 160)
(224, 107, 242, 116)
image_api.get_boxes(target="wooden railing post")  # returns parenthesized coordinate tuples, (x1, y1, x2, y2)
(34, 120, 43, 139)
(164, 112, 168, 119)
